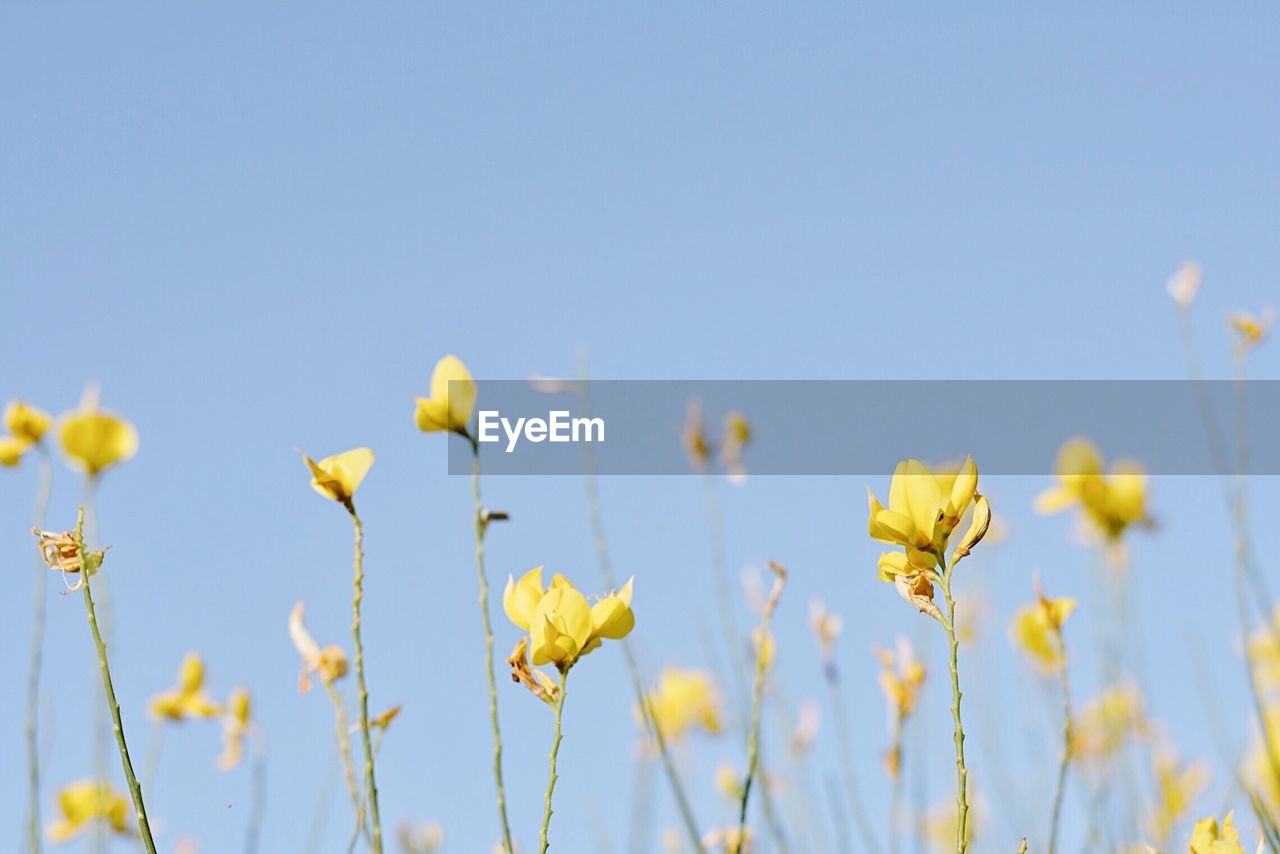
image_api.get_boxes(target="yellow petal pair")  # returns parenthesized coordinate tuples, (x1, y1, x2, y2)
(58, 395, 139, 476)
(303, 447, 374, 504)
(5, 400, 51, 444)
(47, 780, 130, 842)
(414, 355, 476, 434)
(216, 688, 252, 771)
(503, 568, 635, 669)
(643, 668, 722, 741)
(1035, 438, 1149, 542)
(149, 652, 223, 721)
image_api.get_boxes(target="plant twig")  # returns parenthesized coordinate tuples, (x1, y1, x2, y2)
(540, 668, 571, 854)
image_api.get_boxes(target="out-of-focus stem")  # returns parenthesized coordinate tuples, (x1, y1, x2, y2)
(1047, 636, 1073, 854)
(25, 446, 52, 854)
(469, 443, 515, 854)
(733, 565, 785, 854)
(322, 680, 364, 850)
(73, 509, 157, 854)
(888, 717, 903, 854)
(825, 658, 881, 854)
(575, 362, 704, 852)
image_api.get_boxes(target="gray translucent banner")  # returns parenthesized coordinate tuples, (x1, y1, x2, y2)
(444, 380, 1277, 475)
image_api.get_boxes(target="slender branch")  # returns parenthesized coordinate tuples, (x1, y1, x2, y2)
(540, 668, 570, 854)
(73, 508, 157, 853)
(320, 681, 365, 851)
(1047, 635, 1073, 854)
(26, 446, 52, 854)
(575, 363, 704, 852)
(345, 505, 382, 852)
(734, 565, 785, 854)
(888, 715, 903, 854)
(470, 442, 515, 854)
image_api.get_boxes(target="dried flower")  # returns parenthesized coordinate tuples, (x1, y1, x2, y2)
(288, 602, 349, 692)
(1166, 262, 1202, 307)
(32, 527, 105, 593)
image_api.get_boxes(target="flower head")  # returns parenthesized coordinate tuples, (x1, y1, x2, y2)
(1166, 262, 1202, 307)
(0, 435, 31, 467)
(1231, 309, 1274, 353)
(1189, 811, 1244, 854)
(149, 652, 223, 721)
(32, 527, 105, 592)
(877, 636, 926, 721)
(289, 602, 350, 692)
(808, 598, 842, 662)
(1009, 586, 1076, 675)
(1071, 684, 1147, 762)
(414, 355, 476, 435)
(1147, 748, 1207, 843)
(303, 447, 374, 505)
(868, 457, 981, 581)
(216, 688, 252, 771)
(57, 389, 138, 476)
(6, 400, 51, 444)
(47, 780, 130, 843)
(1035, 438, 1150, 542)
(502, 567, 635, 671)
(643, 667, 722, 741)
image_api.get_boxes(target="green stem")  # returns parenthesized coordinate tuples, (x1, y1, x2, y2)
(575, 361, 704, 853)
(540, 668, 570, 854)
(26, 446, 52, 854)
(888, 717, 903, 854)
(1047, 638, 1072, 854)
(470, 444, 515, 854)
(73, 508, 157, 854)
(938, 555, 969, 854)
(346, 506, 382, 853)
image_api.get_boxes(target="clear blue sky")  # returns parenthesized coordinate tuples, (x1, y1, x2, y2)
(2, 4, 1279, 852)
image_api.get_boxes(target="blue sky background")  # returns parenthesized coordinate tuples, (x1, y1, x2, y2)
(2, 3, 1279, 852)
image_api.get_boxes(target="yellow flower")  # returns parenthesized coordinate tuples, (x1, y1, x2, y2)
(877, 636, 925, 720)
(216, 688, 252, 771)
(1190, 811, 1244, 854)
(0, 435, 31, 467)
(868, 457, 979, 579)
(303, 447, 374, 504)
(6, 400, 52, 444)
(502, 567, 635, 670)
(643, 667, 722, 741)
(1147, 749, 1207, 843)
(46, 779, 130, 843)
(1230, 309, 1274, 351)
(808, 598, 842, 660)
(149, 652, 223, 721)
(1035, 438, 1150, 542)
(715, 763, 743, 801)
(414, 354, 477, 435)
(1071, 684, 1146, 762)
(1009, 594, 1076, 675)
(289, 602, 350, 692)
(57, 390, 138, 476)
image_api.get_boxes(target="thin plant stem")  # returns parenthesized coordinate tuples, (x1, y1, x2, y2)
(824, 658, 881, 854)
(576, 369, 703, 852)
(83, 476, 109, 854)
(888, 717, 903, 854)
(1047, 635, 1073, 854)
(540, 668, 570, 854)
(469, 442, 515, 854)
(245, 730, 267, 854)
(937, 553, 970, 854)
(72, 508, 157, 854)
(345, 504, 382, 853)
(321, 680, 365, 849)
(733, 565, 785, 854)
(25, 445, 52, 854)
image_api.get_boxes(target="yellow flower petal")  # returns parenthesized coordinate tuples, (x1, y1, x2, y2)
(5, 400, 51, 444)
(58, 409, 138, 475)
(304, 447, 374, 503)
(416, 354, 476, 433)
(503, 566, 544, 632)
